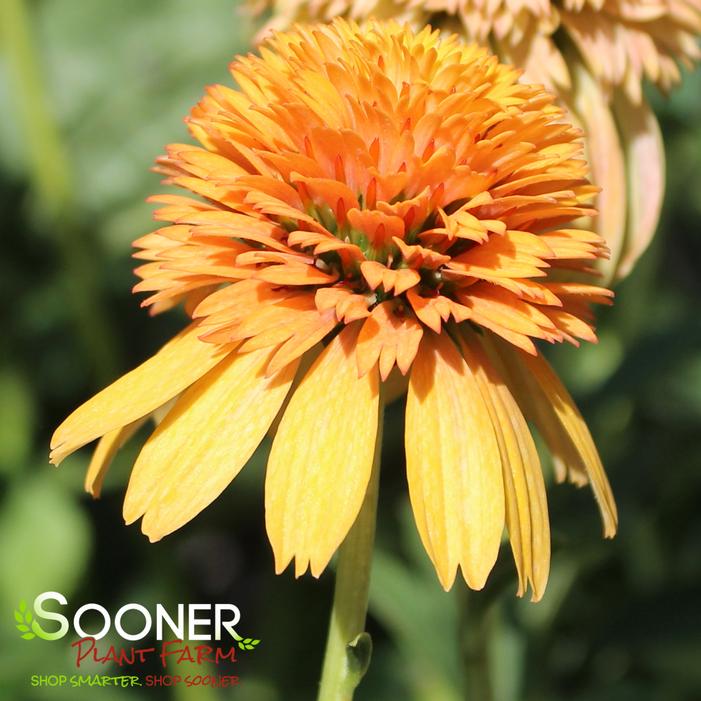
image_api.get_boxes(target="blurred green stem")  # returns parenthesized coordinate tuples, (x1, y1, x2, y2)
(317, 396, 384, 701)
(459, 589, 494, 701)
(1, 0, 117, 382)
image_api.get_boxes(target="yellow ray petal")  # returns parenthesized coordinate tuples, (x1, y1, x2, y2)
(124, 346, 298, 538)
(489, 337, 618, 538)
(405, 331, 504, 591)
(519, 351, 618, 537)
(484, 335, 587, 486)
(265, 323, 380, 578)
(50, 323, 233, 465)
(85, 419, 145, 498)
(267, 343, 323, 440)
(459, 329, 550, 601)
(86, 397, 180, 497)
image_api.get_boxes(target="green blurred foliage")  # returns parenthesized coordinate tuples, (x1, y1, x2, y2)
(0, 2, 700, 700)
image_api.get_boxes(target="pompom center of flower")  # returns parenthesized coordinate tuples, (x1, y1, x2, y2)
(137, 20, 613, 380)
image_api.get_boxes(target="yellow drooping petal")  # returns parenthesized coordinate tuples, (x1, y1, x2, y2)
(123, 346, 298, 539)
(459, 329, 550, 601)
(85, 395, 181, 497)
(50, 324, 233, 465)
(613, 93, 665, 280)
(491, 338, 618, 538)
(520, 351, 618, 537)
(485, 334, 587, 486)
(405, 331, 504, 591)
(265, 323, 380, 577)
(85, 419, 145, 498)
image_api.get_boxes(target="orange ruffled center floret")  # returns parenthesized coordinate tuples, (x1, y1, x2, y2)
(133, 20, 613, 382)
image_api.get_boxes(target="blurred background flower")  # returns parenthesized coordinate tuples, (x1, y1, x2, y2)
(257, 0, 701, 284)
(1, 1, 700, 700)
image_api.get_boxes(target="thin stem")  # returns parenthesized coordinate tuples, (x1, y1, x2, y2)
(458, 587, 494, 701)
(317, 393, 384, 701)
(1, 0, 118, 382)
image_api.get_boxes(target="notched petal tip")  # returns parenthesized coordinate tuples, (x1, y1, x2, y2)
(273, 554, 324, 579)
(293, 558, 309, 579)
(529, 589, 544, 604)
(438, 572, 456, 593)
(270, 540, 292, 576)
(603, 520, 618, 539)
(122, 505, 142, 527)
(460, 565, 490, 593)
(309, 559, 328, 579)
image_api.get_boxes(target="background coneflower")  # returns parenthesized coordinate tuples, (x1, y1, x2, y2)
(50, 19, 619, 696)
(255, 0, 701, 283)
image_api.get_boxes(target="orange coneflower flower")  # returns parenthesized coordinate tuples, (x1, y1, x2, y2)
(256, 0, 701, 282)
(51, 19, 617, 600)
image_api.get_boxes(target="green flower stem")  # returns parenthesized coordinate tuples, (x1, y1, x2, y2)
(317, 393, 385, 701)
(1, 0, 117, 382)
(459, 588, 494, 701)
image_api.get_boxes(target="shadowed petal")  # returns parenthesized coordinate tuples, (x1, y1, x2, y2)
(490, 337, 618, 538)
(564, 57, 627, 284)
(613, 93, 665, 280)
(459, 329, 550, 601)
(85, 419, 145, 498)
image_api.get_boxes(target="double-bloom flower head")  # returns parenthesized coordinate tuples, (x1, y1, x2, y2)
(51, 19, 628, 601)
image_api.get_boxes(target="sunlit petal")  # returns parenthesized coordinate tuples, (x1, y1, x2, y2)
(266, 324, 380, 577)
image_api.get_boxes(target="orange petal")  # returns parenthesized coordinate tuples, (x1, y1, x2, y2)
(392, 237, 451, 268)
(265, 324, 380, 577)
(360, 261, 386, 291)
(347, 207, 404, 248)
(448, 230, 551, 280)
(406, 288, 457, 333)
(254, 263, 338, 286)
(50, 324, 233, 465)
(454, 286, 551, 353)
(124, 347, 298, 539)
(266, 308, 337, 376)
(290, 175, 360, 215)
(359, 261, 420, 296)
(356, 301, 423, 380)
(405, 332, 504, 591)
(315, 287, 370, 323)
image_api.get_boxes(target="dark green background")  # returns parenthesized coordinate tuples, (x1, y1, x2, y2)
(1, 1, 700, 699)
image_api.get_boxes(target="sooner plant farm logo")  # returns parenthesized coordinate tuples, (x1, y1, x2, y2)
(13, 592, 260, 689)
(14, 592, 259, 649)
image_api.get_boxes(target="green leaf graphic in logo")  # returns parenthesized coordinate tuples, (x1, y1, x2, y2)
(230, 630, 261, 651)
(14, 599, 57, 640)
(14, 600, 36, 640)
